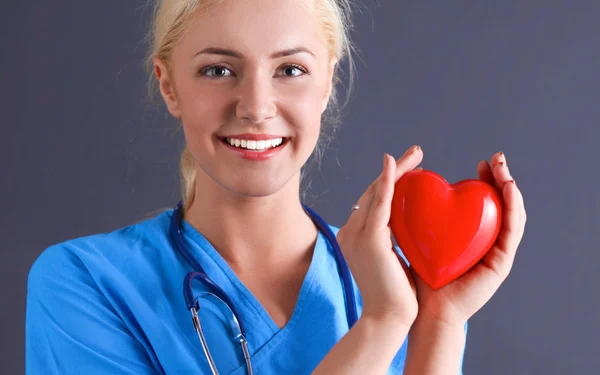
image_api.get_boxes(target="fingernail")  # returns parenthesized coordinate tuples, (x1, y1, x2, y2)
(403, 145, 419, 156)
(383, 153, 389, 168)
(499, 152, 507, 164)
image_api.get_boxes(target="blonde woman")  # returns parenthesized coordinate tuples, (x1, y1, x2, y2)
(25, 0, 526, 374)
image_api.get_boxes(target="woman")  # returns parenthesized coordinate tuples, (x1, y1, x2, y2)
(25, 0, 526, 374)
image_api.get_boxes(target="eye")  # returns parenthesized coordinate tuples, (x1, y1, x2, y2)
(279, 64, 310, 78)
(200, 65, 233, 78)
(198, 64, 310, 79)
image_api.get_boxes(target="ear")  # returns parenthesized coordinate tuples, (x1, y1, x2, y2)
(153, 56, 182, 119)
(321, 57, 339, 114)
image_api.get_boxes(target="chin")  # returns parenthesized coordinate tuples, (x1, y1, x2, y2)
(220, 171, 298, 199)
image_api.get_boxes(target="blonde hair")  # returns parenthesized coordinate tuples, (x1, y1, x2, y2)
(143, 0, 359, 210)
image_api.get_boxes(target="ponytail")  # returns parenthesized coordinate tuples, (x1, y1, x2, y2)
(180, 144, 196, 210)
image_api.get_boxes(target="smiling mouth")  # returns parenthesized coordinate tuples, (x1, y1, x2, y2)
(219, 136, 289, 151)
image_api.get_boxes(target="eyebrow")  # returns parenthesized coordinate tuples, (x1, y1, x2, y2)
(193, 46, 315, 59)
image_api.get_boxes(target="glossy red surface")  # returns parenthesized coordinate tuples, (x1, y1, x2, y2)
(390, 170, 503, 289)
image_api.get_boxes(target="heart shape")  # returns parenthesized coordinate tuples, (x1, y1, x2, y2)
(390, 169, 503, 289)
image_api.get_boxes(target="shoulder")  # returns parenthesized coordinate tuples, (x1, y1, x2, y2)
(26, 209, 175, 373)
(27, 209, 174, 295)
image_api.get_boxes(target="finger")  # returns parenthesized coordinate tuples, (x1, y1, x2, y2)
(363, 144, 422, 230)
(478, 180, 523, 281)
(492, 159, 514, 191)
(487, 151, 505, 190)
(345, 155, 388, 232)
(490, 151, 505, 170)
(347, 145, 422, 232)
(511, 178, 526, 234)
(519, 184, 527, 224)
(496, 181, 524, 255)
(364, 154, 396, 231)
(394, 145, 424, 182)
(477, 159, 494, 186)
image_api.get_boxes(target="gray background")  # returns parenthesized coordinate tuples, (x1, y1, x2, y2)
(2, 0, 598, 373)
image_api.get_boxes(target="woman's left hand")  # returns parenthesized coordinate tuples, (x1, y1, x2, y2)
(411, 151, 527, 327)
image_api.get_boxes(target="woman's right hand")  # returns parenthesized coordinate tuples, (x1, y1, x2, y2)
(336, 145, 423, 328)
(312, 145, 424, 375)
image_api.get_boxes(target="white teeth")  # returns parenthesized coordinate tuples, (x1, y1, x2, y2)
(225, 137, 284, 151)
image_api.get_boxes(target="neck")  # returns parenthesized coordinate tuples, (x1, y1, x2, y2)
(182, 170, 318, 270)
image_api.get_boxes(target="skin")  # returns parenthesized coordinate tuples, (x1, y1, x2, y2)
(403, 152, 527, 374)
(153, 0, 527, 373)
(154, 0, 337, 328)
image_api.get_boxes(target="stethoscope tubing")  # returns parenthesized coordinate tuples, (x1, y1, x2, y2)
(169, 201, 357, 374)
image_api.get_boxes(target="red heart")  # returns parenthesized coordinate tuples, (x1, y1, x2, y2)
(390, 169, 503, 289)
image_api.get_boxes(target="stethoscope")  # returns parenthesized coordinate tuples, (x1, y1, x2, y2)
(169, 201, 358, 375)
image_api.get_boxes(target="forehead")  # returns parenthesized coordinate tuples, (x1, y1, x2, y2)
(178, 0, 327, 59)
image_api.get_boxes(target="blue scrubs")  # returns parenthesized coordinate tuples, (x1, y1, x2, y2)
(26, 208, 467, 374)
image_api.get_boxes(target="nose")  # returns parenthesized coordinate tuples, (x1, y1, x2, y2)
(235, 74, 277, 124)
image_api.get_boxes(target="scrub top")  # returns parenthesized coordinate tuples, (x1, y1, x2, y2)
(26, 207, 467, 374)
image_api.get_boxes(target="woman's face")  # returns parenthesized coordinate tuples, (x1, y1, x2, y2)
(155, 0, 337, 198)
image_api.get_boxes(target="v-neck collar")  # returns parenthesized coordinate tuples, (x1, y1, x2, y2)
(179, 218, 328, 335)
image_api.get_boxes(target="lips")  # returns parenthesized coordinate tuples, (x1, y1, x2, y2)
(217, 133, 289, 161)
(224, 137, 284, 151)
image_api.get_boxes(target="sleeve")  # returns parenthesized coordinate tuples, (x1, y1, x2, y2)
(25, 245, 161, 375)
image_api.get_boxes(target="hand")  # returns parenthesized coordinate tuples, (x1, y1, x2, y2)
(336, 145, 424, 328)
(411, 151, 527, 327)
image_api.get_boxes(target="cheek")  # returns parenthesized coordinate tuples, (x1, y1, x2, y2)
(280, 83, 325, 136)
(178, 84, 228, 140)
